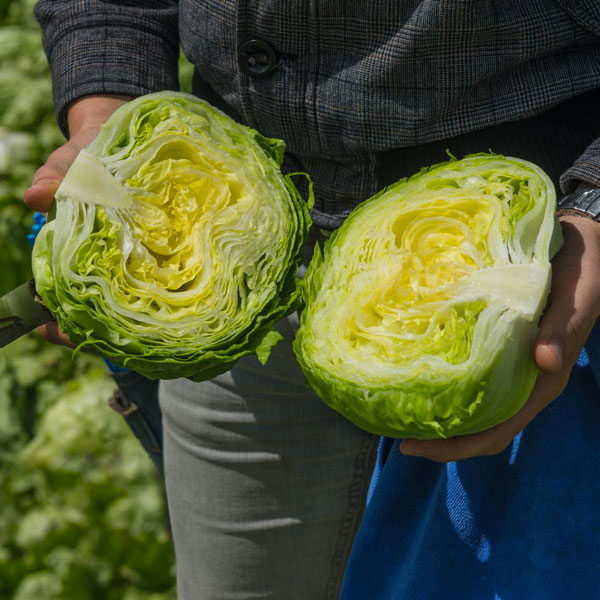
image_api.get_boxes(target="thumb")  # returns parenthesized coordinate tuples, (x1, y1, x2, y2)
(24, 154, 71, 212)
(24, 134, 90, 212)
(534, 218, 600, 374)
(534, 323, 565, 375)
(24, 178, 60, 212)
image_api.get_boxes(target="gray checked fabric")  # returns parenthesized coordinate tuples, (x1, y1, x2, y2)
(35, 0, 600, 229)
(32, 4, 600, 598)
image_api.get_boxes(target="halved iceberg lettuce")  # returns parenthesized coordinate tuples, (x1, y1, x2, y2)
(33, 92, 312, 380)
(294, 155, 562, 438)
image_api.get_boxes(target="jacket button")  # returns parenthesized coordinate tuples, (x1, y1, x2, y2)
(238, 39, 278, 77)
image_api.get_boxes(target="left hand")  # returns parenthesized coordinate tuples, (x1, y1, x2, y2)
(400, 213, 600, 462)
(25, 94, 131, 349)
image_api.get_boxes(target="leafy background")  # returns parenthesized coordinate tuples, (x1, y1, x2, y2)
(0, 1, 193, 597)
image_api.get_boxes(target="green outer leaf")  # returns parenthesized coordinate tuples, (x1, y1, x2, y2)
(32, 92, 312, 380)
(294, 154, 561, 439)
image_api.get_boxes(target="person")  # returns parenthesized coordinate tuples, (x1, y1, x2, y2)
(27, 1, 600, 598)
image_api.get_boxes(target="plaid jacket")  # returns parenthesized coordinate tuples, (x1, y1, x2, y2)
(35, 0, 600, 228)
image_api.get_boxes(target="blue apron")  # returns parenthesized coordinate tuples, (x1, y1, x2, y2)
(340, 322, 600, 600)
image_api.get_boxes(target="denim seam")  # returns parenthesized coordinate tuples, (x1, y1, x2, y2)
(325, 431, 379, 600)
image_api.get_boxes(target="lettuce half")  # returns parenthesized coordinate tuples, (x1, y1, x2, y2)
(294, 154, 562, 438)
(33, 92, 312, 380)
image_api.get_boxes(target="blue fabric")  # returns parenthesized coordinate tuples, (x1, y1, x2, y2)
(341, 321, 600, 600)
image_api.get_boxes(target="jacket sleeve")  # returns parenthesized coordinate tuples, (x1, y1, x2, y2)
(554, 0, 600, 193)
(560, 137, 600, 193)
(34, 0, 180, 137)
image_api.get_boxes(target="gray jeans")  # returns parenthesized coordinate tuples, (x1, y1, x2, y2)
(159, 313, 378, 600)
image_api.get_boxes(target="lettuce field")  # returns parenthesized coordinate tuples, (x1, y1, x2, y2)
(0, 1, 187, 597)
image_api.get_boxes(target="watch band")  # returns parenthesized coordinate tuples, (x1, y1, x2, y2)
(557, 187, 600, 222)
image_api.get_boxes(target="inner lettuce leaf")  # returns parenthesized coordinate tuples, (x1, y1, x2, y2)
(32, 92, 312, 381)
(293, 154, 562, 438)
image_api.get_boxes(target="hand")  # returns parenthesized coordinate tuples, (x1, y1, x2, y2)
(24, 94, 131, 212)
(25, 94, 132, 347)
(400, 213, 600, 462)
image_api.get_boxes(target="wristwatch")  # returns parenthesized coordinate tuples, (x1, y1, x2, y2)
(556, 186, 600, 222)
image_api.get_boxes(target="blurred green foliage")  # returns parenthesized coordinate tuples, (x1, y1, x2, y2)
(0, 0, 180, 597)
(0, 340, 175, 599)
(0, 0, 60, 295)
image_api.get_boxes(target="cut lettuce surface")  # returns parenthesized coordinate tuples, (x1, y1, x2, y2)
(33, 92, 312, 380)
(293, 154, 562, 438)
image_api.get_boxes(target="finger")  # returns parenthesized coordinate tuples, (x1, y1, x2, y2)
(24, 141, 85, 211)
(399, 422, 516, 463)
(24, 179, 60, 212)
(37, 322, 77, 349)
(534, 219, 600, 374)
(400, 371, 568, 462)
(25, 162, 68, 211)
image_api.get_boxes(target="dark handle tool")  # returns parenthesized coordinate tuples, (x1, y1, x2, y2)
(0, 279, 54, 348)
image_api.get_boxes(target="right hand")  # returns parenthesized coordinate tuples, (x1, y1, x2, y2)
(24, 94, 132, 347)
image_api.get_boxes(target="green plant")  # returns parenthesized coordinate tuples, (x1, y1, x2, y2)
(0, 346, 175, 599)
(294, 154, 562, 438)
(32, 91, 312, 380)
(0, 3, 178, 597)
